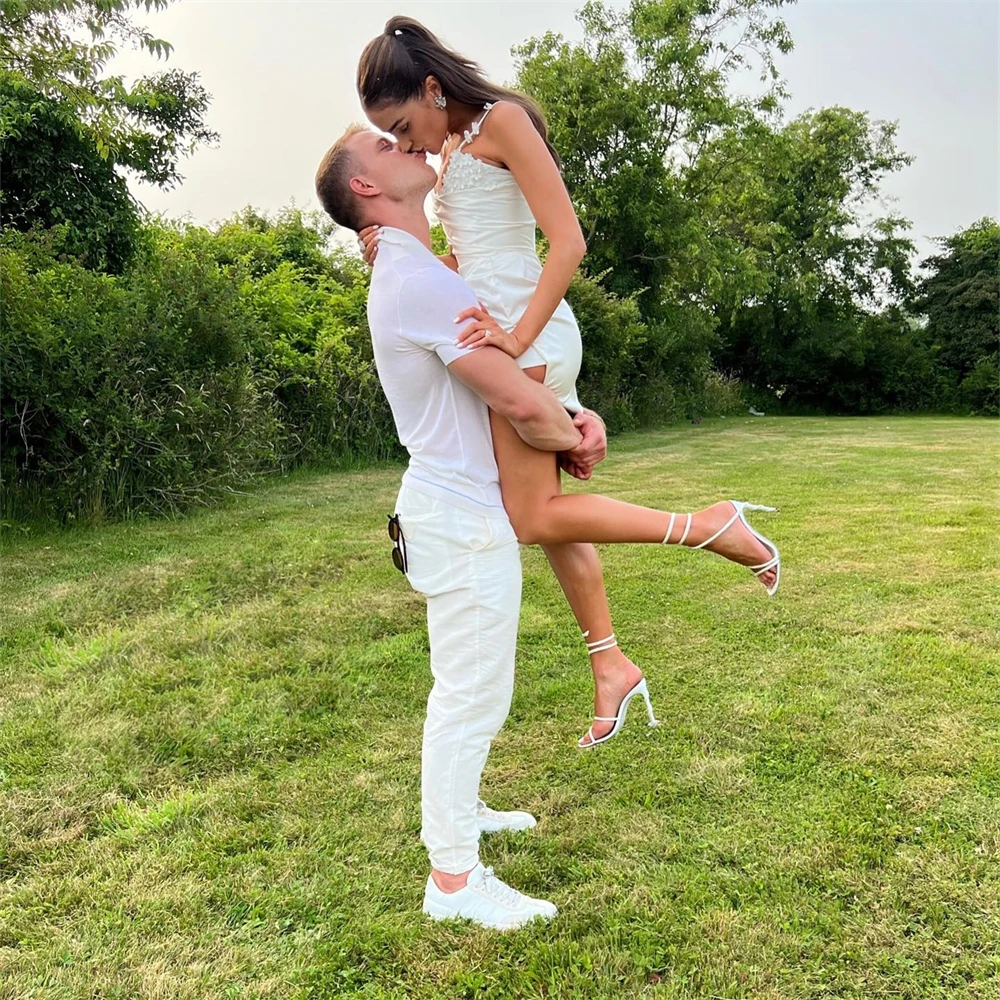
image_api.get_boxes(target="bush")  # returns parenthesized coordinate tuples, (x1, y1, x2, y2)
(569, 270, 728, 430)
(960, 355, 1000, 416)
(1, 210, 407, 524)
(566, 270, 647, 431)
(2, 208, 750, 526)
(1, 238, 282, 523)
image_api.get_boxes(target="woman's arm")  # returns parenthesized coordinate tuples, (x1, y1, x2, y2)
(456, 101, 586, 356)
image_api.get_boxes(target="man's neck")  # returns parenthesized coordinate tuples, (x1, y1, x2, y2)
(373, 204, 432, 252)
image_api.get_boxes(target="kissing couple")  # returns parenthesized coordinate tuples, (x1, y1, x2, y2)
(315, 16, 781, 931)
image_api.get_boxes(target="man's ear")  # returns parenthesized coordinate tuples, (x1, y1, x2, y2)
(349, 175, 379, 199)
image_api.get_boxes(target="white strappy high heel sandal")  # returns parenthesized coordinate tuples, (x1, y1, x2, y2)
(662, 501, 781, 597)
(578, 631, 661, 749)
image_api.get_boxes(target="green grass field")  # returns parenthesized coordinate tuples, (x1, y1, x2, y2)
(2, 416, 998, 1000)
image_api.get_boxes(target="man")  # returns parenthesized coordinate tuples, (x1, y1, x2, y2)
(314, 126, 606, 930)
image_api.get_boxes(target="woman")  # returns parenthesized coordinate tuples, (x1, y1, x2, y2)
(355, 17, 780, 748)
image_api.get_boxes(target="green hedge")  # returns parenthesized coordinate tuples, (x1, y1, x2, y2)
(4, 211, 740, 525)
(2, 229, 283, 522)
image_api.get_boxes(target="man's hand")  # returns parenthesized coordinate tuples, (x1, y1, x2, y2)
(559, 409, 607, 480)
(558, 453, 591, 480)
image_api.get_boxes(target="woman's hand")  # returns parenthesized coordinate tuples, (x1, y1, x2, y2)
(358, 225, 382, 267)
(455, 303, 524, 358)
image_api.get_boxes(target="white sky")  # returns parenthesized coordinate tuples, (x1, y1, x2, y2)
(114, 1, 999, 262)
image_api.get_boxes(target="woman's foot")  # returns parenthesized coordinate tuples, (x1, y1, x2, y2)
(579, 650, 644, 747)
(666, 502, 778, 591)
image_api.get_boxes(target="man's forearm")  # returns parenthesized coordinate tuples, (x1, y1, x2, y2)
(448, 345, 584, 451)
(509, 385, 582, 452)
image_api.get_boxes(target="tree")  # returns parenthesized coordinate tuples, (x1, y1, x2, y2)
(705, 107, 917, 410)
(1, 0, 216, 271)
(514, 0, 793, 310)
(514, 1, 929, 414)
(0, 0, 216, 186)
(1, 75, 141, 272)
(514, 0, 795, 414)
(915, 218, 1000, 414)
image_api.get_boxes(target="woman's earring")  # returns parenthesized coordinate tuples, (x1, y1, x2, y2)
(434, 94, 447, 110)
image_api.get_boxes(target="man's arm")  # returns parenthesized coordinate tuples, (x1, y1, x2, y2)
(448, 347, 582, 453)
(395, 268, 580, 451)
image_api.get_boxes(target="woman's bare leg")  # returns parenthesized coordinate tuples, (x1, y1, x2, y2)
(489, 365, 640, 744)
(488, 408, 777, 586)
(488, 368, 776, 745)
(541, 541, 643, 744)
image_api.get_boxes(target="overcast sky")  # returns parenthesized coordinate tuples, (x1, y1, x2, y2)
(113, 1, 999, 262)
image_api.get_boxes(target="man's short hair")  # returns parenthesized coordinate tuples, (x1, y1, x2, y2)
(315, 124, 371, 232)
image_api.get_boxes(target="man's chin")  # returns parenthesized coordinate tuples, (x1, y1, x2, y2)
(419, 167, 437, 196)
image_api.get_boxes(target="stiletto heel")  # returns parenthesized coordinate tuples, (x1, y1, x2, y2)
(578, 678, 660, 750)
(662, 500, 782, 597)
(642, 685, 660, 728)
(578, 632, 660, 749)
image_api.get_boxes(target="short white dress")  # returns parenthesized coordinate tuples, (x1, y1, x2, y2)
(432, 103, 584, 414)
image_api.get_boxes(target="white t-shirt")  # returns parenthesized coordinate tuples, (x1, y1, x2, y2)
(367, 226, 508, 518)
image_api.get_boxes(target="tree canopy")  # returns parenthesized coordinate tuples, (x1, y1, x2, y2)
(915, 218, 1000, 414)
(1, 0, 216, 270)
(511, 0, 989, 414)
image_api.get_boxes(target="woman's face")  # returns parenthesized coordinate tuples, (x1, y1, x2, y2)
(366, 79, 450, 156)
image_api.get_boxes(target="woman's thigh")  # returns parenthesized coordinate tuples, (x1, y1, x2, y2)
(488, 366, 563, 539)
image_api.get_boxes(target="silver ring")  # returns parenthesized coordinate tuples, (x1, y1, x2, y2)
(485, 331, 492, 338)
(357, 238, 365, 252)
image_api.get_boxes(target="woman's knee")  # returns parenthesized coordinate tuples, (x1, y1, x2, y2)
(508, 505, 555, 546)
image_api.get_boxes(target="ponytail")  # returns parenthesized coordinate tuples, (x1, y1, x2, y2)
(357, 16, 561, 169)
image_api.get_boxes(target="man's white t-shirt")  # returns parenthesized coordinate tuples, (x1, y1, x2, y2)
(367, 226, 508, 518)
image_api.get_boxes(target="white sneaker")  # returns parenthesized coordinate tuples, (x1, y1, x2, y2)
(422, 863, 557, 930)
(476, 799, 537, 834)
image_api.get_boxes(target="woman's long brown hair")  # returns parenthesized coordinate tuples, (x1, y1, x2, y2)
(357, 15, 561, 169)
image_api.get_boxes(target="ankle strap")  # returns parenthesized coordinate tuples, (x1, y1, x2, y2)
(582, 629, 618, 654)
(662, 512, 693, 546)
(663, 512, 675, 544)
(678, 513, 693, 546)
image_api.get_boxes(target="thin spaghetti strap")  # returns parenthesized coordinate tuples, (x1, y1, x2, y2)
(458, 102, 497, 151)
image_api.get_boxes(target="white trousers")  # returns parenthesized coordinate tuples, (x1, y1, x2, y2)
(395, 483, 522, 874)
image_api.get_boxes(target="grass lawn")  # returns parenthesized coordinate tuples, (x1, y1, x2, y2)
(2, 415, 998, 1000)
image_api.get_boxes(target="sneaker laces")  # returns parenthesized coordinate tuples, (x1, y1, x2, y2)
(477, 866, 524, 908)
